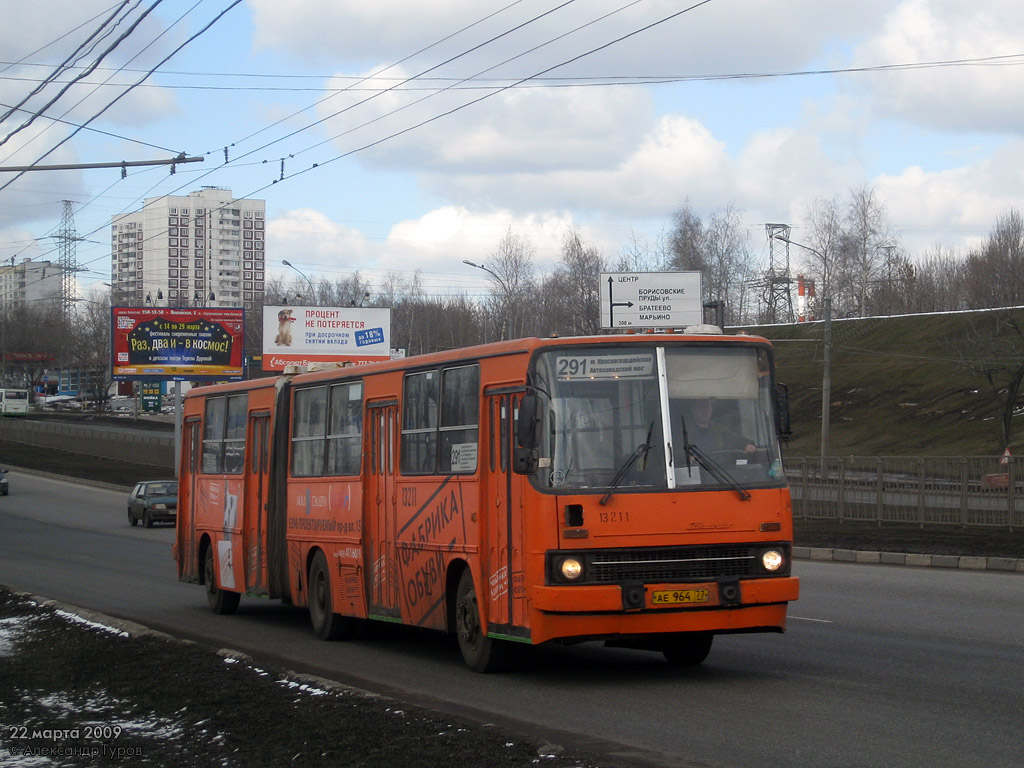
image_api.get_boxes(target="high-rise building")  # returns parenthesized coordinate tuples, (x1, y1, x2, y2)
(110, 187, 266, 309)
(0, 258, 63, 310)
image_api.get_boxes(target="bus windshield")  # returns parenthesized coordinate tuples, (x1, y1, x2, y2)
(531, 344, 784, 493)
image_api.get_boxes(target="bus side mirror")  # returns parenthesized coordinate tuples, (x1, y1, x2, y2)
(514, 393, 540, 475)
(774, 383, 792, 441)
(516, 393, 539, 449)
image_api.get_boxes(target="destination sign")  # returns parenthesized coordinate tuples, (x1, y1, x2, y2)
(553, 353, 655, 380)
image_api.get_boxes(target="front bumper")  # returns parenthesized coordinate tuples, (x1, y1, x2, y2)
(528, 576, 799, 644)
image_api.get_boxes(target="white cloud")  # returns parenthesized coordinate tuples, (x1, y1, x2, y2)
(853, 0, 1024, 132)
(249, 0, 890, 73)
(268, 205, 616, 293)
(420, 114, 731, 219)
(315, 72, 651, 173)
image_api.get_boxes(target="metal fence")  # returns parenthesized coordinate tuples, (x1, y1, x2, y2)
(786, 456, 1023, 529)
(0, 418, 174, 470)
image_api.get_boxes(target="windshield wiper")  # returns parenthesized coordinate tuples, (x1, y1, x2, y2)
(599, 420, 655, 506)
(679, 415, 751, 501)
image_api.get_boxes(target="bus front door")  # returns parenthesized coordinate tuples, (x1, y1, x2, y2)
(484, 392, 527, 636)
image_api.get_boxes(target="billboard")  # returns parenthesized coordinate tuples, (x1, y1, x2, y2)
(262, 305, 391, 372)
(111, 307, 246, 382)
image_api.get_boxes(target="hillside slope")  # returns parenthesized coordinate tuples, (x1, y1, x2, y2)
(740, 307, 1024, 457)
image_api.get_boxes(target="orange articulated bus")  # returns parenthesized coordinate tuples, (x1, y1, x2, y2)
(174, 332, 799, 671)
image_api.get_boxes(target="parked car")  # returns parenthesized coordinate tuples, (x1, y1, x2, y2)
(127, 480, 177, 527)
(0, 468, 8, 496)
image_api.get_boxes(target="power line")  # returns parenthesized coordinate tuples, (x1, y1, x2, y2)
(6, 50, 1023, 91)
(0, 0, 164, 152)
(0, 0, 241, 194)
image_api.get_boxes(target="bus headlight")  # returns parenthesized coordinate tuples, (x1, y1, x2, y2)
(559, 557, 584, 581)
(761, 549, 784, 572)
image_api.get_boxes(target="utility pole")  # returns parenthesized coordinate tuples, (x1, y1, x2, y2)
(772, 233, 832, 473)
(821, 297, 832, 475)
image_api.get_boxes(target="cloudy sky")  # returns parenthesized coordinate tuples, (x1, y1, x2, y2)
(1, 0, 1022, 300)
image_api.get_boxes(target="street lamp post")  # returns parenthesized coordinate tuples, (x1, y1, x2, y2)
(773, 235, 832, 473)
(282, 260, 315, 304)
(463, 260, 512, 340)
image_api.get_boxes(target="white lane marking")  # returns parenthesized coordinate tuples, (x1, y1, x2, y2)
(789, 615, 834, 623)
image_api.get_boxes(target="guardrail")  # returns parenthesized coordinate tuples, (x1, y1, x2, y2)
(786, 456, 1022, 530)
(0, 417, 174, 469)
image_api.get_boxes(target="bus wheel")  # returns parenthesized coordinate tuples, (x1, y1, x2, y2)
(454, 569, 517, 673)
(203, 544, 240, 615)
(662, 632, 713, 665)
(308, 551, 357, 641)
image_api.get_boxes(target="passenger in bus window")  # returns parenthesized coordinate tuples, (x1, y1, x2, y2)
(683, 399, 756, 457)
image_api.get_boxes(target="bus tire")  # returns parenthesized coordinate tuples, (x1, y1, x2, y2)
(454, 569, 518, 673)
(308, 551, 357, 641)
(203, 543, 240, 615)
(662, 632, 713, 665)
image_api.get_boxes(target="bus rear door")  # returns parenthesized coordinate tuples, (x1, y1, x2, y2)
(244, 411, 271, 594)
(366, 400, 400, 617)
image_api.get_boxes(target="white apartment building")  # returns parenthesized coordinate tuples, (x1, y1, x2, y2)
(0, 258, 62, 310)
(110, 187, 266, 309)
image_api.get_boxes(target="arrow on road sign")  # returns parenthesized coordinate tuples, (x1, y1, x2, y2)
(606, 276, 634, 327)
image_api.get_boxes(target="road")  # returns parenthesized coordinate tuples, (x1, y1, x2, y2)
(1, 469, 1022, 768)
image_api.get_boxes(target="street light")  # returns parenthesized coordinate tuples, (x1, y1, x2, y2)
(463, 260, 512, 340)
(773, 235, 832, 471)
(282, 260, 315, 303)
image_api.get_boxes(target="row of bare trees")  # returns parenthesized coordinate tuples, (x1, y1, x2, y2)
(6, 192, 1024, 400)
(254, 198, 1024, 357)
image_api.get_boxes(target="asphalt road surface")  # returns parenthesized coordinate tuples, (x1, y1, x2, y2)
(2, 469, 1021, 768)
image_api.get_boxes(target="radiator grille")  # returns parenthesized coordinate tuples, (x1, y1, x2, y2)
(589, 546, 765, 582)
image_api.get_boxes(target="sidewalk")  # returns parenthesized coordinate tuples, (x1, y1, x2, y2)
(793, 546, 1024, 572)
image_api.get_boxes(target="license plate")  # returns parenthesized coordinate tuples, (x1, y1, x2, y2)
(651, 588, 710, 605)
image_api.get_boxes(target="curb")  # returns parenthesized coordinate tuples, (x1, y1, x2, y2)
(793, 546, 1024, 573)
(1, 464, 134, 492)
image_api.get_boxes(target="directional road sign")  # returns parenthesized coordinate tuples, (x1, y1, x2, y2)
(599, 271, 703, 329)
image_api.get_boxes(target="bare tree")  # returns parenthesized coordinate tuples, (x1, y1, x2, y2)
(908, 246, 968, 313)
(704, 204, 756, 324)
(799, 195, 849, 315)
(617, 228, 669, 272)
(546, 228, 605, 336)
(952, 310, 1024, 451)
(666, 201, 757, 324)
(845, 185, 897, 316)
(485, 228, 536, 340)
(962, 209, 1024, 309)
(65, 287, 115, 409)
(1, 301, 66, 395)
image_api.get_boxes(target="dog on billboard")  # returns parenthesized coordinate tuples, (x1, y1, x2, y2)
(274, 308, 295, 346)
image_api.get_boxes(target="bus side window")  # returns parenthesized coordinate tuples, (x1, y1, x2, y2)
(202, 397, 226, 473)
(439, 365, 479, 474)
(223, 395, 246, 474)
(292, 387, 327, 477)
(401, 371, 439, 474)
(326, 381, 363, 476)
